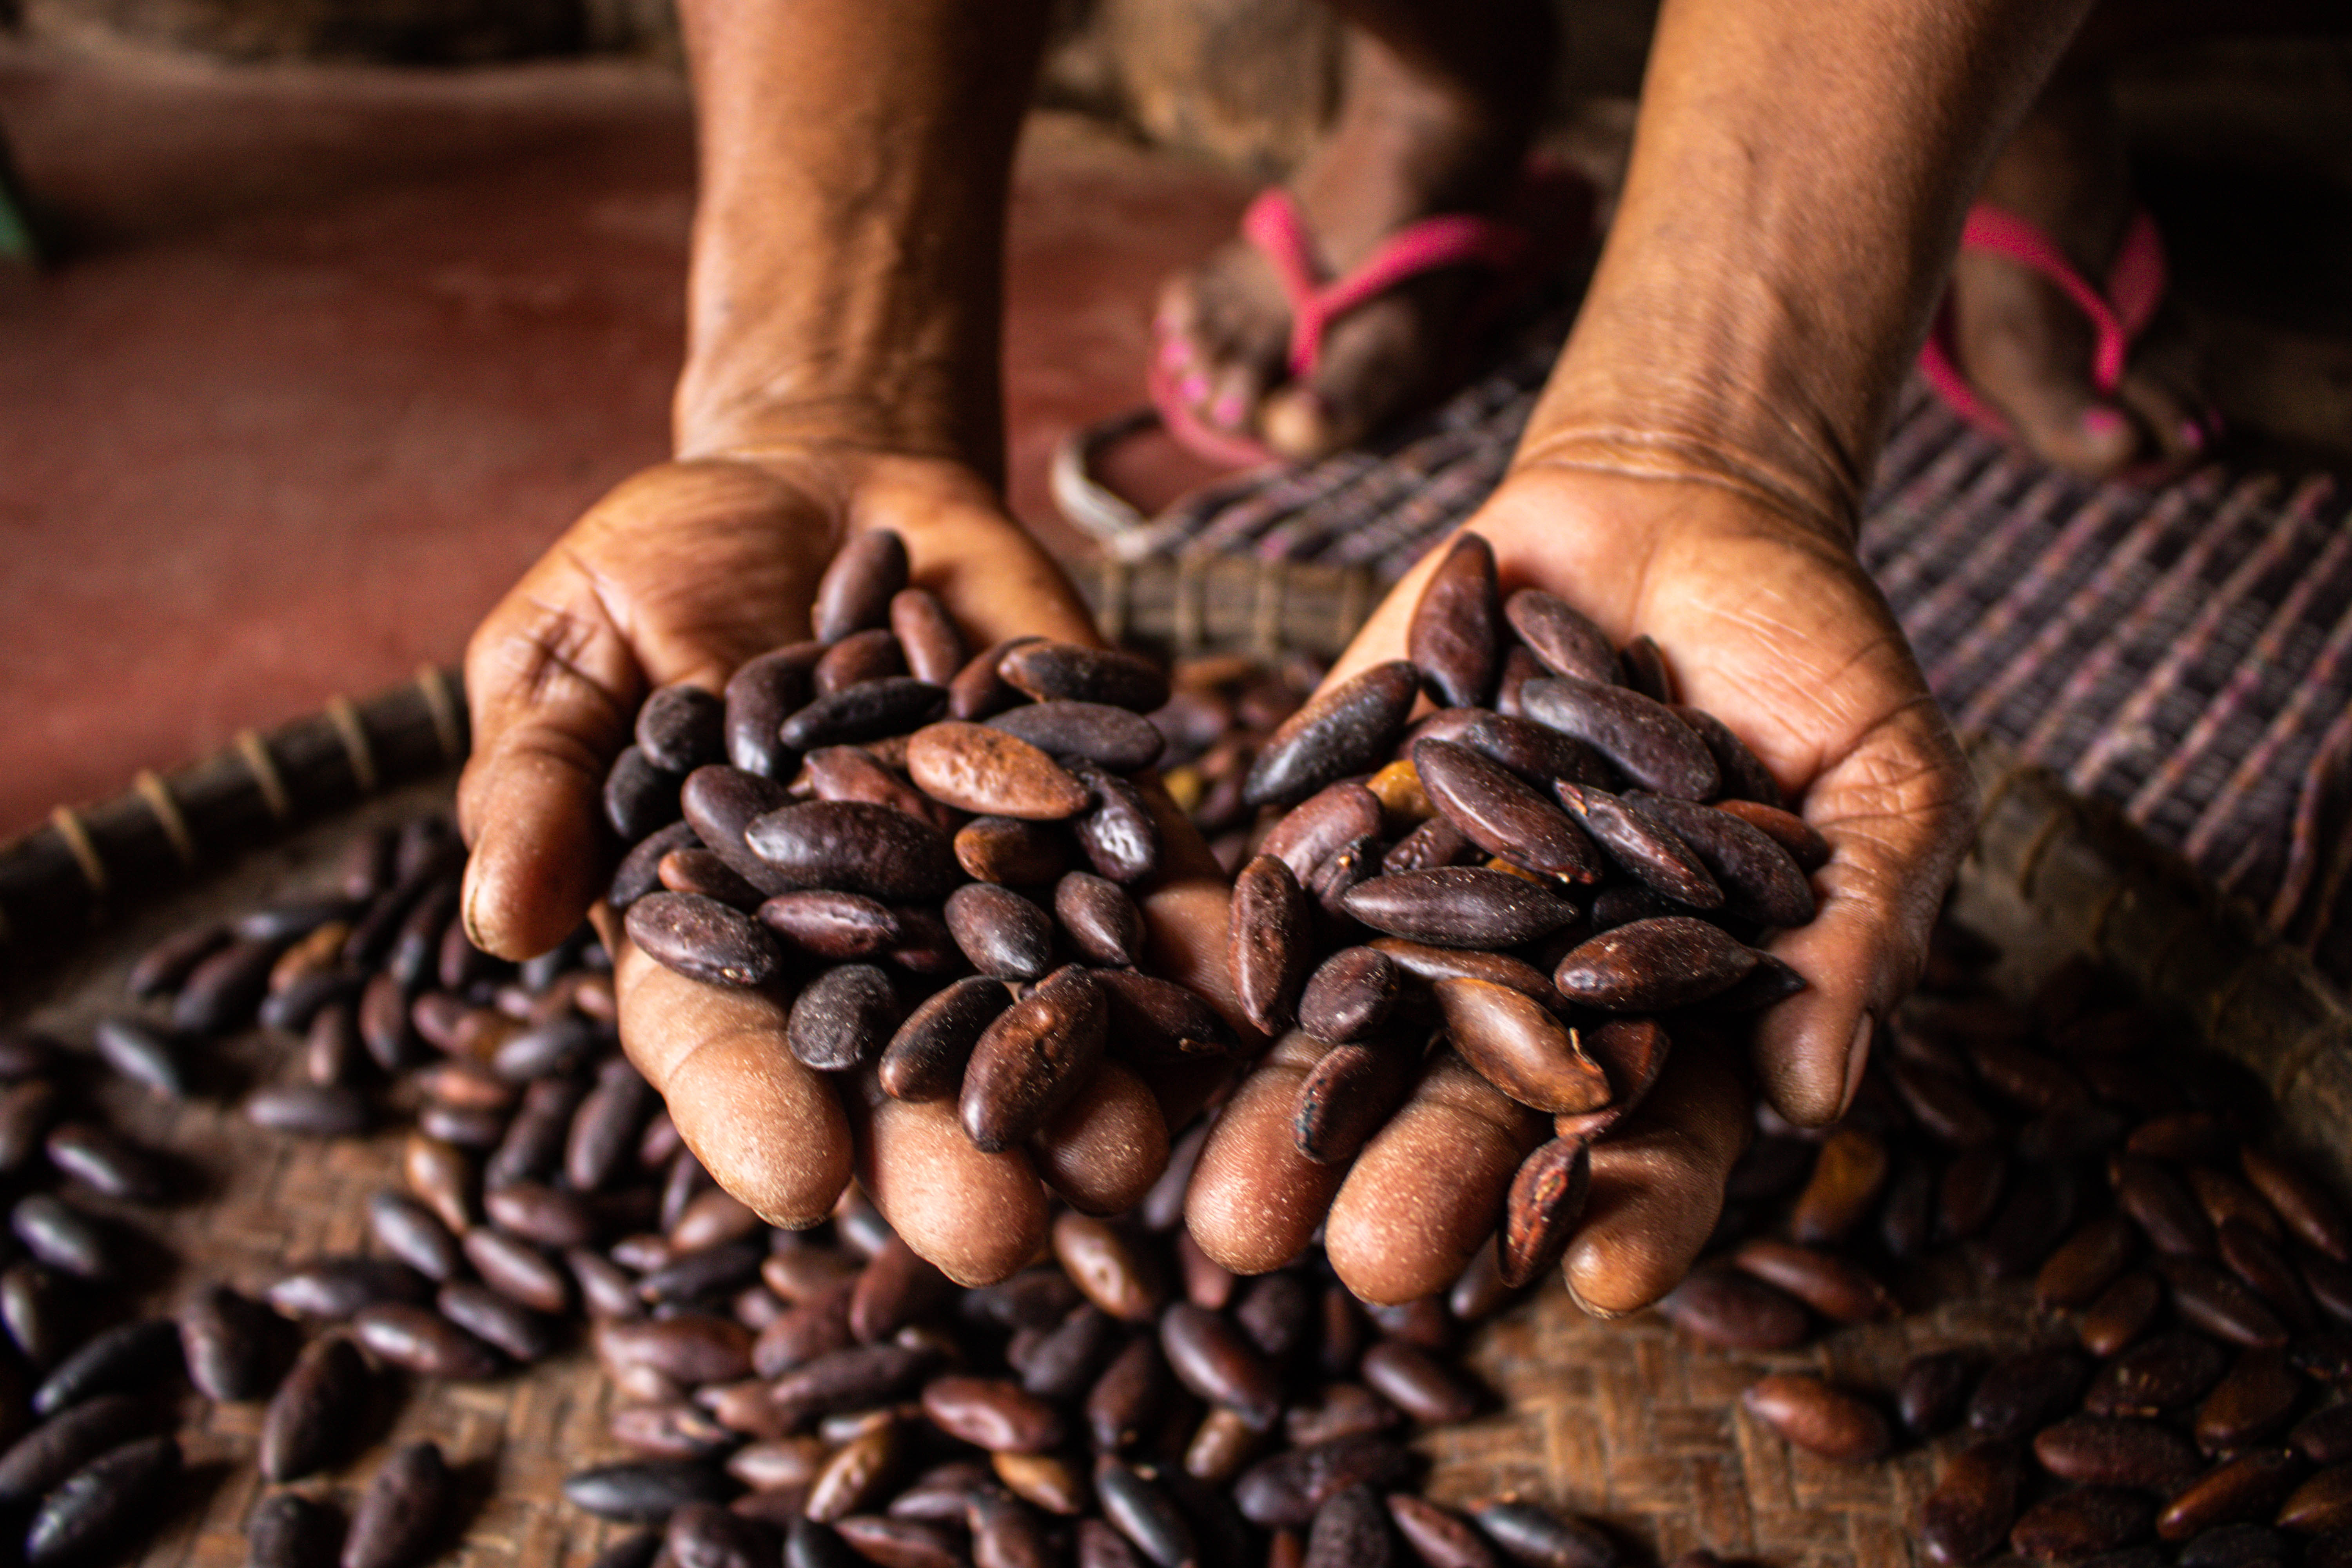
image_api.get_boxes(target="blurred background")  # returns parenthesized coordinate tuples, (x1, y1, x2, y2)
(1, 0, 2348, 841)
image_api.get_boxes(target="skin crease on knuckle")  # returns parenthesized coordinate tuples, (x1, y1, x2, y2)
(1564, 1043, 1749, 1314)
(1323, 1053, 1548, 1305)
(1187, 1033, 1352, 1276)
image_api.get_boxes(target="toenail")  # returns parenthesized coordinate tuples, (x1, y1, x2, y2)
(1177, 372, 1209, 403)
(2081, 408, 2127, 440)
(1210, 392, 1245, 427)
(2179, 419, 2206, 452)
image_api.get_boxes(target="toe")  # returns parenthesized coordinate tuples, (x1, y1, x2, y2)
(2115, 365, 2207, 466)
(1951, 253, 2141, 478)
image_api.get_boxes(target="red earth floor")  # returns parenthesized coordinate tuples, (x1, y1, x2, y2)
(0, 46, 1246, 840)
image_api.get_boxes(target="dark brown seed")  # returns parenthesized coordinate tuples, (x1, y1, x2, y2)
(1787, 1127, 1891, 1246)
(804, 742, 950, 832)
(1096, 971, 1239, 1063)
(246, 1082, 374, 1137)
(637, 683, 726, 773)
(1000, 641, 1170, 711)
(179, 1283, 281, 1401)
(812, 529, 907, 640)
(11, 1196, 115, 1279)
(1619, 633, 1675, 701)
(960, 965, 1107, 1152)
(876, 976, 1012, 1102)
(679, 765, 799, 899)
(1408, 534, 1503, 708)
(906, 722, 1089, 818)
(746, 799, 958, 901)
(2196, 1348, 2302, 1453)
(2035, 1417, 2205, 1490)
(1077, 1519, 1148, 1568)
(1232, 855, 1312, 1034)
(246, 1491, 342, 1568)
(772, 1343, 938, 1422)
(352, 1303, 502, 1379)
(1095, 1457, 1198, 1566)
(43, 1122, 167, 1202)
(1345, 867, 1581, 950)
(1730, 1238, 1894, 1323)
(1519, 676, 1720, 800)
(0, 1079, 57, 1174)
(953, 815, 1071, 886)
(2241, 1150, 2351, 1262)
(1920, 1439, 2024, 1565)
(263, 1335, 370, 1481)
(0, 1396, 149, 1511)
(1553, 916, 1759, 1011)
(2279, 1465, 2352, 1533)
(1383, 814, 1477, 875)
(813, 626, 906, 696)
(176, 932, 286, 1036)
(31, 1319, 179, 1418)
(1626, 793, 1815, 926)
(920, 1375, 1065, 1453)
(1673, 704, 1784, 806)
(1368, 938, 1561, 1007)
(989, 700, 1165, 772)
(1436, 978, 1610, 1114)
(1970, 1347, 2091, 1438)
(1245, 662, 1422, 808)
(804, 1425, 906, 1524)
(1387, 1495, 1497, 1568)
(622, 890, 785, 991)
(1086, 1334, 1167, 1451)
(2161, 1450, 2310, 1539)
(2083, 1272, 2166, 1357)
(440, 1281, 554, 1363)
(1504, 589, 1617, 683)
(565, 1460, 733, 1522)
(1457, 711, 1610, 791)
(657, 847, 765, 907)
(1938, 1144, 2010, 1242)
(1556, 782, 1719, 906)
(269, 1256, 431, 1322)
(967, 1485, 1058, 1568)
(1293, 1040, 1417, 1166)
(339, 1442, 450, 1568)
(2088, 1330, 2230, 1417)
(1302, 1483, 1394, 1568)
(946, 636, 1042, 724)
(1285, 1383, 1399, 1448)
(1416, 739, 1604, 883)
(1056, 1212, 1163, 1323)
(2161, 1256, 2290, 1348)
(1360, 1338, 1481, 1425)
(848, 1237, 951, 1345)
(1898, 1351, 1976, 1437)
(880, 589, 965, 688)
(787, 964, 902, 1073)
(2012, 1487, 2155, 1560)
(597, 1314, 756, 1385)
(757, 889, 900, 960)
(1743, 1374, 1891, 1463)
(464, 1226, 572, 1313)
(1019, 1304, 1118, 1402)
(2116, 1154, 2218, 1257)
(569, 1057, 657, 1191)
(26, 1433, 180, 1568)
(607, 746, 685, 843)
(2217, 1219, 2318, 1330)
(93, 1014, 189, 1096)
(487, 1078, 579, 1193)
(2040, 1213, 2141, 1308)
(1469, 1501, 1622, 1568)
(1056, 872, 1145, 967)
(1261, 781, 1386, 887)
(1069, 760, 1162, 884)
(1161, 1302, 1281, 1429)
(724, 643, 823, 778)
(1655, 1267, 1810, 1350)
(938, 884, 1048, 981)
(129, 922, 230, 999)
(2293, 1406, 2352, 1466)
(485, 1180, 597, 1249)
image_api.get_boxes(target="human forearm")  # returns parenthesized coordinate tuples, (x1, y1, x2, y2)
(673, 0, 1053, 477)
(1522, 0, 2093, 535)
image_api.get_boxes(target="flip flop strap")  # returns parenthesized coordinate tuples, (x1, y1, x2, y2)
(1961, 204, 2167, 396)
(1240, 189, 1532, 379)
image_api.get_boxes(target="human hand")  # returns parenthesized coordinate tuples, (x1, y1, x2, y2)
(1186, 462, 1975, 1311)
(459, 451, 1240, 1283)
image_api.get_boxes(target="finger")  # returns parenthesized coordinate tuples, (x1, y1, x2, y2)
(1033, 1060, 1169, 1217)
(854, 1085, 1051, 1287)
(1186, 1031, 1351, 1276)
(1749, 697, 1976, 1124)
(1561, 1032, 1750, 1315)
(1323, 1050, 1548, 1305)
(606, 913, 853, 1229)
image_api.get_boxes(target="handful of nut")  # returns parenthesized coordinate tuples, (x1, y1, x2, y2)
(1220, 528, 1824, 1290)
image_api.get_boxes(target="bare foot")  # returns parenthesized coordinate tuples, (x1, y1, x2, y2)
(1155, 15, 1547, 461)
(1946, 69, 2208, 477)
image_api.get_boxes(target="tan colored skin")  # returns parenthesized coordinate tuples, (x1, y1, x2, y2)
(1187, 1032, 1354, 1276)
(466, 0, 2082, 1290)
(1034, 1062, 1172, 1217)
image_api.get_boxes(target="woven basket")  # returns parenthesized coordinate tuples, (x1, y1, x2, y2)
(0, 555, 2343, 1568)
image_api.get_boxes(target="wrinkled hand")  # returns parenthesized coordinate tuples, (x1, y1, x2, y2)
(1188, 463, 1976, 1310)
(459, 452, 1238, 1283)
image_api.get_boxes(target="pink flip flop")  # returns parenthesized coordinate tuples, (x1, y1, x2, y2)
(1919, 203, 2216, 457)
(1149, 169, 1588, 469)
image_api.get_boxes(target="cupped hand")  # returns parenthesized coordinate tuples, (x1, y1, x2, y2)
(1188, 462, 1976, 1310)
(459, 451, 1240, 1283)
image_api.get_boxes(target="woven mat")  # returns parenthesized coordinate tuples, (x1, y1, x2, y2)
(1119, 330, 2352, 986)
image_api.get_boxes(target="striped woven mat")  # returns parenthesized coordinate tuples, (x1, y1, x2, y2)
(1118, 317, 2352, 982)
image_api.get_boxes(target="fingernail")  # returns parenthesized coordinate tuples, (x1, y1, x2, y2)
(1177, 372, 1209, 403)
(2081, 407, 2127, 440)
(1835, 1012, 1875, 1119)
(1210, 391, 1246, 428)
(2179, 418, 2206, 452)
